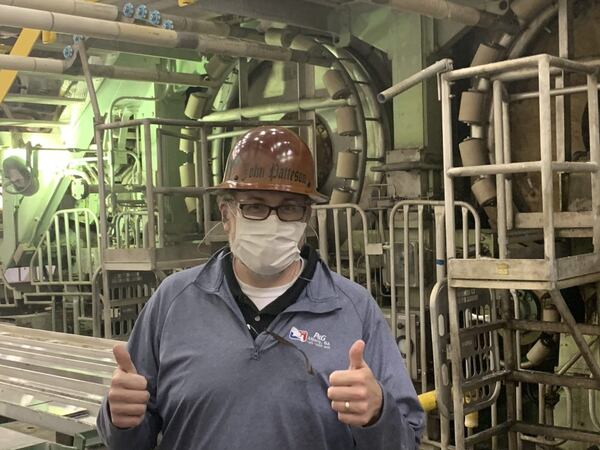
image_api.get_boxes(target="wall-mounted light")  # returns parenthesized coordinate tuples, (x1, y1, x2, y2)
(2, 155, 39, 196)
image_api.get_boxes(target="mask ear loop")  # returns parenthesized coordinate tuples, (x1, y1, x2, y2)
(197, 221, 225, 249)
(308, 222, 319, 241)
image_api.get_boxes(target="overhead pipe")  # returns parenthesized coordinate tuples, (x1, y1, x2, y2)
(0, 54, 215, 87)
(370, 0, 518, 33)
(201, 97, 350, 121)
(4, 94, 85, 105)
(0, 5, 330, 66)
(86, 63, 216, 87)
(0, 118, 68, 127)
(0, 0, 261, 40)
(0, 53, 68, 73)
(377, 58, 453, 103)
(0, 0, 119, 20)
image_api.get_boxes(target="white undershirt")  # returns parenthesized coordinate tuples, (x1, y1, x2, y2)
(236, 258, 305, 311)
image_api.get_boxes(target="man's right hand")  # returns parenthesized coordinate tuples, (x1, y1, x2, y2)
(108, 343, 150, 429)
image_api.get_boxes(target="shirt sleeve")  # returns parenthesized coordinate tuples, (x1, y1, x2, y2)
(96, 289, 164, 450)
(351, 297, 425, 450)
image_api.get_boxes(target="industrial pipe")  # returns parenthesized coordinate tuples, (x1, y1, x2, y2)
(0, 0, 261, 39)
(0, 5, 330, 66)
(510, 0, 553, 24)
(377, 59, 453, 103)
(0, 53, 68, 73)
(201, 97, 350, 121)
(370, 0, 518, 33)
(0, 54, 215, 87)
(0, 118, 67, 127)
(0, 0, 118, 20)
(86, 63, 216, 87)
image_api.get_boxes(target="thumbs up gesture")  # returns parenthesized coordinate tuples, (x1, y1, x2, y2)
(108, 344, 150, 429)
(327, 340, 383, 427)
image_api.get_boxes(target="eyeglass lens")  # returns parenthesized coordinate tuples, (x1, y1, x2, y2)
(239, 203, 306, 221)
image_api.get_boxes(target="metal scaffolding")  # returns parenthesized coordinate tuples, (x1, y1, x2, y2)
(440, 53, 600, 448)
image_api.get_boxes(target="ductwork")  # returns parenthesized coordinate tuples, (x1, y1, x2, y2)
(0, 54, 215, 87)
(0, 5, 330, 66)
(370, 0, 518, 32)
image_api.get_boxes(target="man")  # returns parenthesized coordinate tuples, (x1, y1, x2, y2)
(97, 126, 424, 449)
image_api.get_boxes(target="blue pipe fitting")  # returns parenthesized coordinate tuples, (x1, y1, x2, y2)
(149, 10, 162, 26)
(134, 4, 148, 19)
(63, 45, 74, 60)
(122, 2, 135, 18)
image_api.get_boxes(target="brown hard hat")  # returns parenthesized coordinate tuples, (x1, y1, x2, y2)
(211, 126, 328, 203)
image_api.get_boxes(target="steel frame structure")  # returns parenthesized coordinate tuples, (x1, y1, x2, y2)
(94, 117, 315, 338)
(441, 53, 600, 448)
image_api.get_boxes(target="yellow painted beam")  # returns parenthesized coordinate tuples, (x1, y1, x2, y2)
(0, 29, 41, 103)
(42, 31, 57, 44)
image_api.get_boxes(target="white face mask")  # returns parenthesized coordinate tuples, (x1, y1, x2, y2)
(229, 207, 307, 276)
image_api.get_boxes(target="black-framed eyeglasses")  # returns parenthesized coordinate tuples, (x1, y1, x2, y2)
(237, 203, 309, 222)
(265, 330, 315, 375)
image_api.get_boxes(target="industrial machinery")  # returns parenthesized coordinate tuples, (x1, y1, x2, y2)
(0, 0, 599, 449)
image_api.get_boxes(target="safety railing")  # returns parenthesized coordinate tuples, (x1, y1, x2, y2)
(388, 200, 481, 379)
(114, 210, 158, 249)
(312, 203, 373, 293)
(386, 200, 481, 447)
(29, 209, 100, 286)
(430, 281, 503, 450)
(0, 267, 19, 308)
(105, 271, 159, 339)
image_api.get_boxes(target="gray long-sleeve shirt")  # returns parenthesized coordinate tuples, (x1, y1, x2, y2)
(97, 250, 424, 449)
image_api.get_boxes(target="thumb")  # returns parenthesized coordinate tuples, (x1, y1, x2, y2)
(348, 339, 366, 370)
(113, 343, 137, 374)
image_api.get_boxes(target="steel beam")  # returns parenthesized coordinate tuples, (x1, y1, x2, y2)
(0, 28, 40, 103)
(510, 319, 600, 336)
(4, 94, 85, 105)
(513, 422, 600, 444)
(550, 289, 600, 382)
(511, 369, 600, 390)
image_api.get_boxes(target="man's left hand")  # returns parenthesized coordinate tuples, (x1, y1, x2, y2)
(328, 339, 383, 427)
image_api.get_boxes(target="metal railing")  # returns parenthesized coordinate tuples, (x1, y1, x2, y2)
(29, 208, 100, 286)
(388, 200, 481, 376)
(114, 210, 157, 249)
(386, 200, 481, 446)
(0, 267, 19, 308)
(312, 203, 373, 293)
(25, 209, 100, 336)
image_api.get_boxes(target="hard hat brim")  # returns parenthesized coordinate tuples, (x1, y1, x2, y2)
(205, 183, 329, 204)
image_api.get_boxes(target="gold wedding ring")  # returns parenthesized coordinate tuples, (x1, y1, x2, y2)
(344, 401, 350, 411)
